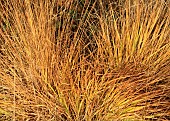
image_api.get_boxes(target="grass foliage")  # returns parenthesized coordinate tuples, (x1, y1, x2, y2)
(0, 0, 170, 120)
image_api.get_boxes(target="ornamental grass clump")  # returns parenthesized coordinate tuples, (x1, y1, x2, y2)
(0, 0, 170, 120)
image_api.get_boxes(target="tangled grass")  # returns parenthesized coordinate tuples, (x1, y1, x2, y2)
(0, 0, 170, 120)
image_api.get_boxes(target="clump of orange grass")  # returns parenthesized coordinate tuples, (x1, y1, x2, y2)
(0, 0, 170, 120)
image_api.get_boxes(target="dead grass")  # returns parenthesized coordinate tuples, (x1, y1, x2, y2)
(0, 0, 170, 120)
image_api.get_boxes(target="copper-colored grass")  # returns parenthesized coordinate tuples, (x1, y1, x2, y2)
(0, 0, 170, 120)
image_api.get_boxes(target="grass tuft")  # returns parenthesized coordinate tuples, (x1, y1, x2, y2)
(0, 0, 170, 120)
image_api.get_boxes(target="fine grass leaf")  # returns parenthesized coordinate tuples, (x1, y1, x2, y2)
(0, 108, 10, 115)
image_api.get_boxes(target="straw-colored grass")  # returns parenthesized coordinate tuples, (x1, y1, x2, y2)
(0, 0, 169, 120)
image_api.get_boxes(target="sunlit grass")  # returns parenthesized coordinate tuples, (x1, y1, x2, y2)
(0, 0, 170, 120)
